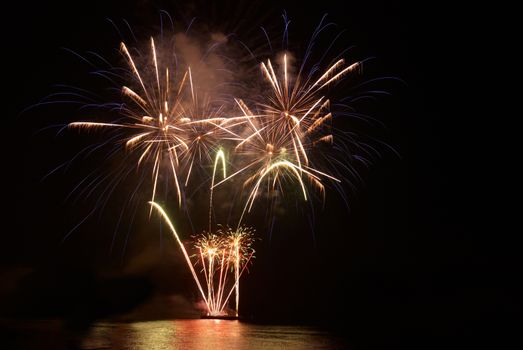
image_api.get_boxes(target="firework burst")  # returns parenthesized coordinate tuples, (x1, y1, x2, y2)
(69, 38, 249, 208)
(213, 53, 361, 219)
(150, 201, 255, 317)
(193, 226, 255, 316)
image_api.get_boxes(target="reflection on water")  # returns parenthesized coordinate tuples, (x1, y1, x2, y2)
(80, 320, 347, 350)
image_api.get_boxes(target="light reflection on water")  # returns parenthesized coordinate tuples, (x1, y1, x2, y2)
(81, 319, 347, 350)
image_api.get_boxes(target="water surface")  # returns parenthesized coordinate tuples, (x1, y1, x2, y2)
(5, 319, 348, 349)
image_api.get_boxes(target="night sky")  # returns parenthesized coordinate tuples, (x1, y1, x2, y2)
(1, 0, 517, 347)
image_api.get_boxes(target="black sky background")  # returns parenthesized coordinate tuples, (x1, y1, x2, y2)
(1, 0, 517, 347)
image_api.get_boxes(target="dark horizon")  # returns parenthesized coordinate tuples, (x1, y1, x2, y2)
(1, 0, 515, 348)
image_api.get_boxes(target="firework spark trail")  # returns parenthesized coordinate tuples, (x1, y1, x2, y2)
(234, 236, 240, 317)
(219, 248, 255, 313)
(148, 201, 209, 308)
(209, 149, 226, 232)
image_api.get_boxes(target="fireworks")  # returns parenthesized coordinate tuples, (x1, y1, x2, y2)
(67, 33, 362, 215)
(214, 55, 359, 220)
(193, 227, 255, 316)
(150, 201, 254, 316)
(69, 38, 251, 207)
(56, 14, 387, 318)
